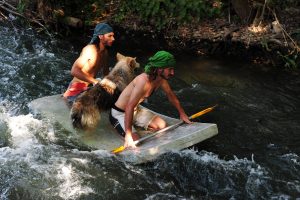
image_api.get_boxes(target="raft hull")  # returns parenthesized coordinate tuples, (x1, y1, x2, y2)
(29, 95, 218, 164)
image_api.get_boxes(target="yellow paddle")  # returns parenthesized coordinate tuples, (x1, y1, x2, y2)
(111, 104, 218, 154)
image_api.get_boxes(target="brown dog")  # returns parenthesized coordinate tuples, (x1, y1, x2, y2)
(70, 53, 140, 129)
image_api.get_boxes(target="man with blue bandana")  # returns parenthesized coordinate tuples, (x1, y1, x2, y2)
(63, 23, 115, 103)
(110, 50, 191, 149)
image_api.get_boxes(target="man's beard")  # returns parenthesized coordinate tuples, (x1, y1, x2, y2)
(102, 39, 113, 47)
(159, 73, 169, 80)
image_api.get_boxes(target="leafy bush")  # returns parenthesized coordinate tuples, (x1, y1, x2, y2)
(278, 52, 299, 70)
(114, 0, 222, 30)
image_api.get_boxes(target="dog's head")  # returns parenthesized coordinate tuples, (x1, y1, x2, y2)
(116, 53, 140, 70)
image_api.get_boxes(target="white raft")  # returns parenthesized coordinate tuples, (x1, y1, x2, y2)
(29, 95, 218, 164)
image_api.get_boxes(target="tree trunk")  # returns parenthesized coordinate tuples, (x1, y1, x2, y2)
(231, 0, 251, 23)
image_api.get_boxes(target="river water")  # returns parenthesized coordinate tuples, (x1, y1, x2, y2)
(0, 22, 299, 200)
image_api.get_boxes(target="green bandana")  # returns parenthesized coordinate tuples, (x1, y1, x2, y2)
(144, 51, 176, 74)
(89, 23, 113, 44)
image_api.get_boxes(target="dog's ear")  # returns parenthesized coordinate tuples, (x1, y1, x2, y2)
(133, 58, 140, 68)
(127, 57, 140, 69)
(126, 57, 133, 67)
(116, 53, 125, 61)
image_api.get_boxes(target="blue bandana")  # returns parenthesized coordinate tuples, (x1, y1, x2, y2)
(89, 23, 113, 44)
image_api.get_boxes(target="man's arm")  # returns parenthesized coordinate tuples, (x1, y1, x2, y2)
(70, 46, 99, 84)
(124, 78, 148, 148)
(161, 80, 191, 123)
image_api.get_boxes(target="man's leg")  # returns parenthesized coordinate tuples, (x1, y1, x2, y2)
(110, 107, 139, 140)
(148, 116, 167, 131)
(134, 106, 167, 131)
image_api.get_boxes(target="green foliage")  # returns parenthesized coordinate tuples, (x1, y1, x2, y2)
(261, 37, 271, 51)
(261, 38, 299, 69)
(114, 0, 222, 30)
(17, 0, 28, 14)
(278, 52, 299, 70)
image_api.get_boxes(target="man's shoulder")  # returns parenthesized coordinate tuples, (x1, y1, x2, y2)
(135, 73, 149, 82)
(82, 44, 97, 51)
(79, 44, 98, 58)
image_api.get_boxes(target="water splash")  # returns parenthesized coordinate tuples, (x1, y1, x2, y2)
(0, 106, 97, 199)
(56, 162, 95, 199)
(0, 23, 75, 109)
(151, 149, 273, 199)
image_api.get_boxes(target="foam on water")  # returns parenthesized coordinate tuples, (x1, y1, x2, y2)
(7, 114, 41, 149)
(56, 162, 95, 199)
(281, 153, 300, 165)
(0, 105, 97, 199)
(152, 149, 273, 199)
(145, 192, 187, 200)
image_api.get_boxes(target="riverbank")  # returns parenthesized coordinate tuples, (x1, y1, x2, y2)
(1, 0, 299, 71)
(109, 12, 299, 71)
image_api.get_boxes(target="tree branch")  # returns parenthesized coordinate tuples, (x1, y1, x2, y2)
(0, 1, 51, 35)
(271, 9, 300, 53)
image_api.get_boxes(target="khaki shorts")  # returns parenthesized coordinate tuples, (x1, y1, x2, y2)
(109, 105, 157, 137)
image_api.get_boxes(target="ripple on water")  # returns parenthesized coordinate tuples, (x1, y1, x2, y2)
(148, 149, 298, 199)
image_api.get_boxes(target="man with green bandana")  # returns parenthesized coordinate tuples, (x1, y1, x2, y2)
(109, 50, 191, 149)
(63, 23, 115, 103)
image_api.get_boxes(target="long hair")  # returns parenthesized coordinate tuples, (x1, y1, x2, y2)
(147, 68, 159, 80)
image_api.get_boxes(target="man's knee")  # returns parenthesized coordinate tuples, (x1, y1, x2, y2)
(149, 116, 166, 130)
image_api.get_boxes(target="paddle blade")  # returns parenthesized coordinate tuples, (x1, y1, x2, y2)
(189, 105, 217, 119)
(112, 146, 125, 154)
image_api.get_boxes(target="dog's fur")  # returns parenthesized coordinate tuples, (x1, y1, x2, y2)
(70, 53, 139, 129)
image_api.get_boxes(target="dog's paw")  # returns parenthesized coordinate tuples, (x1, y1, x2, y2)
(100, 78, 117, 94)
(100, 78, 116, 89)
